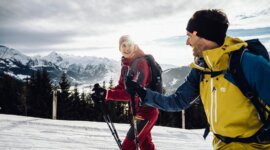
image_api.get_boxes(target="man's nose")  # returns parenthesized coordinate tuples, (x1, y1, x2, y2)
(186, 38, 190, 45)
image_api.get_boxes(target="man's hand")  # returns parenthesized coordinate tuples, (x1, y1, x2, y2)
(91, 83, 106, 103)
(125, 76, 146, 100)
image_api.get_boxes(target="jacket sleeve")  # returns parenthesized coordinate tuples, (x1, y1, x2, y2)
(241, 52, 270, 105)
(106, 66, 131, 101)
(143, 68, 200, 112)
(106, 59, 150, 101)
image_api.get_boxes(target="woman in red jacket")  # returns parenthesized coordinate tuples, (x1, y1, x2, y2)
(105, 35, 159, 150)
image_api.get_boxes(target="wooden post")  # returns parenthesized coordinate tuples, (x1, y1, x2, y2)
(52, 90, 57, 120)
(182, 110, 185, 129)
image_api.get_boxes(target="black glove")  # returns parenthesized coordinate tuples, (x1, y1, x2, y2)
(125, 76, 146, 100)
(91, 83, 106, 104)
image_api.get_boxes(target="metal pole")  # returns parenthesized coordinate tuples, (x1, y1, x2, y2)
(130, 95, 139, 150)
(52, 90, 57, 120)
(182, 110, 185, 129)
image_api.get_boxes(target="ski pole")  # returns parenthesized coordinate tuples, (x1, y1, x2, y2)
(92, 84, 122, 149)
(130, 94, 139, 150)
(105, 114, 122, 145)
(102, 114, 122, 149)
(125, 74, 140, 150)
(100, 102, 122, 149)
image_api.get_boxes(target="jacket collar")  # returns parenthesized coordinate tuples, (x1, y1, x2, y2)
(190, 36, 247, 72)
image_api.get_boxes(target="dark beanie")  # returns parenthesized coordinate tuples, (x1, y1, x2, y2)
(186, 15, 228, 46)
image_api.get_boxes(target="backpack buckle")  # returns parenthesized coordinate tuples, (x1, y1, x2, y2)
(245, 92, 255, 99)
(256, 127, 270, 143)
(215, 134, 233, 144)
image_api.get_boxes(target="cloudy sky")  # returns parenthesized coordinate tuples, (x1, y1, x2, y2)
(0, 0, 270, 66)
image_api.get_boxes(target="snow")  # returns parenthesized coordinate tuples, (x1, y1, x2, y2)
(3, 71, 18, 78)
(170, 78, 178, 86)
(160, 64, 177, 71)
(0, 114, 213, 150)
(42, 52, 120, 69)
(3, 72, 29, 81)
(16, 74, 30, 80)
(0, 46, 31, 65)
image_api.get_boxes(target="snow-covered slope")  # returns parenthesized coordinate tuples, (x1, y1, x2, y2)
(0, 114, 212, 150)
(0, 45, 31, 65)
(162, 66, 191, 94)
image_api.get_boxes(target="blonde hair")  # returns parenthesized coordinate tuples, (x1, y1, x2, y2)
(119, 35, 135, 50)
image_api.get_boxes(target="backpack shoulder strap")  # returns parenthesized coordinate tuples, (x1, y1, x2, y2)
(229, 47, 268, 123)
(128, 56, 146, 84)
(130, 56, 144, 70)
(245, 39, 270, 61)
(229, 47, 252, 97)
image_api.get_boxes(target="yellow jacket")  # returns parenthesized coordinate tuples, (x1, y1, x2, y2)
(191, 36, 263, 138)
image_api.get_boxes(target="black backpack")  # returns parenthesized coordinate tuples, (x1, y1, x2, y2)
(144, 55, 163, 93)
(214, 39, 270, 143)
(130, 54, 163, 94)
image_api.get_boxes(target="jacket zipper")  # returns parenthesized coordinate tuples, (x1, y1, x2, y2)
(210, 78, 217, 133)
(213, 87, 217, 123)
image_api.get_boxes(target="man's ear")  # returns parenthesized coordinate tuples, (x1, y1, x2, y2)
(192, 31, 198, 36)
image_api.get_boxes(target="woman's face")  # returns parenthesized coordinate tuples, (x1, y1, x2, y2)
(120, 41, 135, 58)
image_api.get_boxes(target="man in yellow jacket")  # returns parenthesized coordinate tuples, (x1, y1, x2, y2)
(125, 9, 270, 149)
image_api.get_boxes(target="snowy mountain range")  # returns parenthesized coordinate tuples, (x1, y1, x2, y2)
(2, 45, 269, 94)
(0, 45, 188, 92)
(0, 45, 121, 87)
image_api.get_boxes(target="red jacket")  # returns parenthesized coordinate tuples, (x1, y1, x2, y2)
(105, 46, 158, 120)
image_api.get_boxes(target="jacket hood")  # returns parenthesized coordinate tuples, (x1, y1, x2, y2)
(190, 36, 247, 72)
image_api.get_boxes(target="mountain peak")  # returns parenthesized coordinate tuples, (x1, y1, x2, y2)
(0, 45, 31, 64)
(43, 51, 63, 63)
(48, 51, 58, 56)
(0, 45, 8, 48)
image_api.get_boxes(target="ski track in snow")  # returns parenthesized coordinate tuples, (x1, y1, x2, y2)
(0, 114, 212, 150)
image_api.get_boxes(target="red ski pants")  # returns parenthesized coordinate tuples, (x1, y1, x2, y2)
(121, 113, 158, 150)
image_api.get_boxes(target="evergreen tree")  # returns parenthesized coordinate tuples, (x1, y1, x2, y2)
(106, 78, 129, 123)
(157, 87, 181, 127)
(57, 73, 71, 120)
(59, 73, 70, 100)
(185, 99, 207, 129)
(0, 75, 25, 115)
(82, 91, 97, 121)
(40, 69, 53, 118)
(85, 92, 94, 106)
(109, 77, 114, 89)
(69, 84, 81, 119)
(85, 91, 98, 121)
(81, 92, 86, 102)
(102, 81, 106, 89)
(71, 84, 80, 102)
(26, 69, 53, 118)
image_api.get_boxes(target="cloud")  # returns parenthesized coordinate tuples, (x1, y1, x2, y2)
(0, 0, 191, 50)
(0, 26, 75, 46)
(0, 0, 270, 65)
(0, 0, 188, 25)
